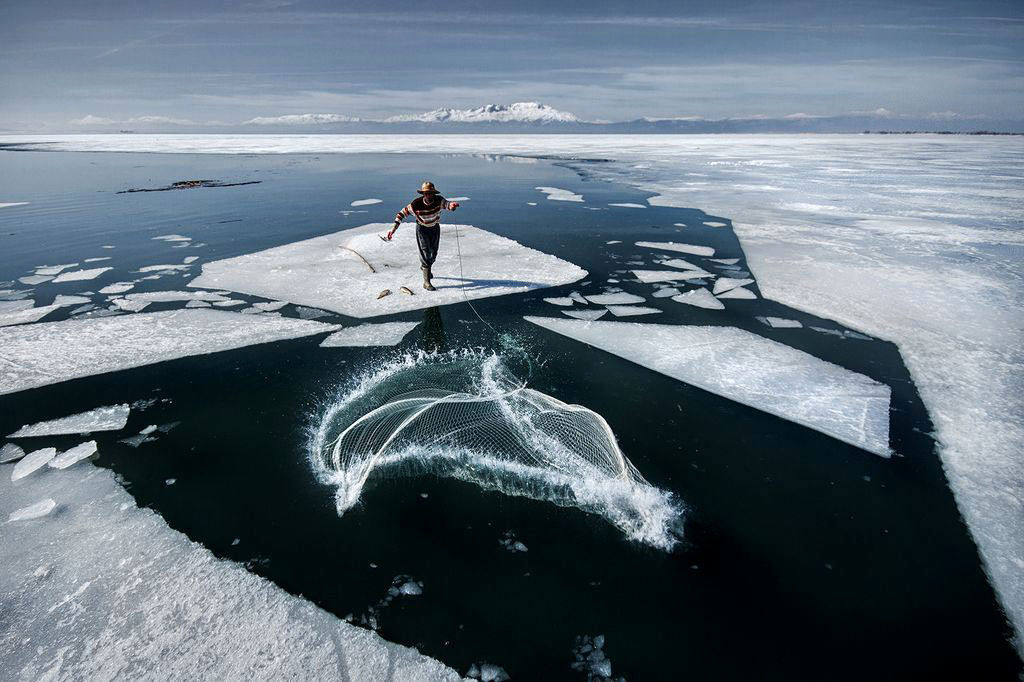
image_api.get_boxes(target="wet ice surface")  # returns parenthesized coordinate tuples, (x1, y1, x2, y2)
(535, 186, 583, 202)
(0, 309, 339, 395)
(320, 322, 421, 347)
(526, 317, 891, 457)
(8, 403, 130, 437)
(0, 461, 459, 680)
(190, 223, 586, 318)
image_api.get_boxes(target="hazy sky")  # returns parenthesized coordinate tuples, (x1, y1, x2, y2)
(1, 0, 1022, 129)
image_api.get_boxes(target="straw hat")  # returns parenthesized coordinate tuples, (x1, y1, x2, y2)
(417, 180, 439, 194)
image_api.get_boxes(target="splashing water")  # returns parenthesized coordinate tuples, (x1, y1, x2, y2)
(309, 350, 683, 550)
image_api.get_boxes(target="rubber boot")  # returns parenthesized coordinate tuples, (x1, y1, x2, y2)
(422, 266, 436, 291)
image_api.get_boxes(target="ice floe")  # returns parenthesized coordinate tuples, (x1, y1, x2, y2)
(52, 267, 112, 283)
(0, 300, 34, 315)
(759, 316, 803, 329)
(661, 258, 704, 271)
(651, 287, 681, 298)
(712, 277, 755, 295)
(35, 264, 78, 276)
(254, 301, 287, 312)
(1, 443, 26, 463)
(716, 286, 757, 300)
(351, 198, 382, 206)
(49, 441, 98, 470)
(0, 459, 460, 680)
(606, 305, 662, 317)
(11, 448, 57, 481)
(189, 223, 585, 318)
(18, 275, 52, 285)
(9, 404, 130, 438)
(0, 202, 29, 209)
(7, 498, 56, 522)
(671, 288, 725, 310)
(704, 221, 728, 227)
(709, 258, 740, 265)
(584, 292, 644, 305)
(608, 202, 646, 208)
(0, 309, 339, 395)
(153, 234, 191, 242)
(137, 264, 190, 273)
(319, 322, 420, 347)
(524, 318, 891, 456)
(563, 309, 607, 321)
(543, 297, 574, 306)
(535, 186, 583, 202)
(636, 241, 715, 257)
(99, 282, 135, 295)
(631, 269, 713, 283)
(0, 304, 61, 328)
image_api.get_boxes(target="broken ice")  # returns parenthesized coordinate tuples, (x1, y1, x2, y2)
(8, 404, 130, 438)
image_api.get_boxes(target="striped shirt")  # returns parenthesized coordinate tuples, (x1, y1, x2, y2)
(395, 195, 454, 228)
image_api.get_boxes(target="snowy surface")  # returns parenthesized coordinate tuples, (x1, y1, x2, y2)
(4, 132, 1022, 649)
(189, 223, 585, 318)
(526, 317, 891, 457)
(0, 309, 339, 395)
(0, 460, 460, 680)
(9, 404, 130, 438)
(320, 322, 420, 347)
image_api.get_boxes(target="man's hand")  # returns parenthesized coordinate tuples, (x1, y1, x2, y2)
(385, 228, 396, 241)
(449, 201, 459, 210)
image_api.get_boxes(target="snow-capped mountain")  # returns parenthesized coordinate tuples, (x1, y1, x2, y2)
(243, 113, 362, 125)
(384, 102, 579, 124)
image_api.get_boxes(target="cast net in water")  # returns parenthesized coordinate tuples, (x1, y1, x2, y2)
(310, 351, 682, 550)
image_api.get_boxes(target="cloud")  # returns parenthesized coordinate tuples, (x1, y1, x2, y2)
(69, 114, 206, 127)
(69, 115, 117, 125)
(242, 113, 361, 125)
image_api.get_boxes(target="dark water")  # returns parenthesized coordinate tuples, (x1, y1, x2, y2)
(0, 150, 1019, 680)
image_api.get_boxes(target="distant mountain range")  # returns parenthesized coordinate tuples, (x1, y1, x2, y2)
(46, 102, 1024, 134)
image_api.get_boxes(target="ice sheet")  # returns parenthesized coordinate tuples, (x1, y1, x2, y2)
(9, 404, 130, 438)
(0, 309, 339, 395)
(0, 460, 460, 680)
(671, 288, 725, 310)
(0, 300, 34, 315)
(51, 267, 112, 283)
(636, 241, 715, 257)
(49, 440, 98, 469)
(584, 292, 644, 305)
(0, 304, 61, 328)
(632, 269, 713, 283)
(535, 186, 583, 202)
(320, 322, 420, 347)
(18, 275, 52, 285)
(525, 317, 891, 456)
(189, 223, 585, 319)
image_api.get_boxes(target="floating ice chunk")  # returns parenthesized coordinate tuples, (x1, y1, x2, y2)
(845, 330, 872, 341)
(153, 234, 191, 242)
(11, 448, 57, 481)
(189, 223, 585, 319)
(123, 290, 228, 305)
(137, 264, 190, 273)
(759, 316, 803, 329)
(468, 662, 510, 682)
(543, 297, 574, 306)
(606, 305, 662, 317)
(183, 256, 199, 264)
(99, 282, 135, 295)
(0, 300, 34, 315)
(608, 202, 646, 208)
(9, 404, 130, 438)
(295, 306, 333, 319)
(0, 304, 61, 328)
(35, 263, 78, 276)
(351, 198, 382, 206)
(19, 275, 52, 285)
(631, 269, 713, 283)
(111, 297, 150, 312)
(140, 425, 158, 435)
(535, 186, 583, 202)
(320, 322, 420, 347)
(716, 286, 757, 300)
(212, 299, 246, 307)
(85, 257, 112, 263)
(8, 498, 56, 522)
(53, 295, 91, 307)
(526, 201, 537, 206)
(49, 441, 98, 469)
(605, 240, 622, 245)
(704, 221, 728, 227)
(673, 223, 686, 227)
(584, 292, 644, 305)
(397, 580, 423, 596)
(568, 291, 588, 305)
(1, 443, 26, 463)
(185, 300, 211, 308)
(254, 301, 287, 312)
(635, 241, 714, 257)
(0, 309, 340, 395)
(671, 288, 725, 310)
(713, 278, 755, 295)
(52, 267, 112, 283)
(709, 258, 740, 265)
(526, 318, 891, 456)
(810, 325, 845, 338)
(652, 287, 681, 298)
(661, 258, 703, 271)
(0, 202, 29, 209)
(562, 309, 607, 321)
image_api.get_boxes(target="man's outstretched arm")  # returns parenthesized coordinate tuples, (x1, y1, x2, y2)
(443, 199, 460, 211)
(387, 203, 414, 240)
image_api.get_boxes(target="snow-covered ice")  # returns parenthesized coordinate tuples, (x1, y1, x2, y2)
(632, 269, 713, 283)
(716, 286, 757, 300)
(671, 288, 725, 310)
(9, 404, 130, 438)
(713, 277, 755, 295)
(759, 316, 803, 329)
(189, 223, 585, 318)
(562, 309, 606, 321)
(0, 309, 339, 395)
(584, 292, 644, 305)
(543, 297, 574, 306)
(525, 317, 891, 457)
(11, 448, 57, 481)
(636, 241, 715, 257)
(320, 322, 420, 347)
(710, 258, 740, 265)
(99, 282, 135, 295)
(351, 198, 382, 206)
(51, 267, 112, 283)
(7, 498, 56, 522)
(0, 303, 61, 327)
(651, 287, 681, 298)
(606, 305, 662, 317)
(661, 258, 703, 271)
(608, 202, 646, 208)
(0, 459, 460, 679)
(0, 443, 26, 464)
(535, 186, 583, 202)
(18, 275, 52, 285)
(0, 300, 34, 315)
(49, 441, 98, 469)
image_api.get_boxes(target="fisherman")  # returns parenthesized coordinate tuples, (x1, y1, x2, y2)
(386, 181, 459, 291)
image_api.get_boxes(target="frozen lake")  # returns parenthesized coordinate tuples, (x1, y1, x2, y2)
(1, 139, 1021, 680)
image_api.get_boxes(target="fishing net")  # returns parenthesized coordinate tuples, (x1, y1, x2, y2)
(310, 351, 682, 549)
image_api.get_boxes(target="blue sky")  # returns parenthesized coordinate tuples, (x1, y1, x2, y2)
(1, 0, 1022, 129)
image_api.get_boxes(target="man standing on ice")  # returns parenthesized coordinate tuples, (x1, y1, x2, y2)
(386, 181, 459, 291)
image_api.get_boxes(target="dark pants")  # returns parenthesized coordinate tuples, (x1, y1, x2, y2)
(416, 223, 440, 268)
